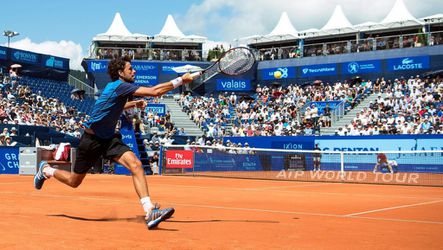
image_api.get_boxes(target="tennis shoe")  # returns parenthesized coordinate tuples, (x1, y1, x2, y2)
(34, 161, 49, 190)
(145, 204, 175, 229)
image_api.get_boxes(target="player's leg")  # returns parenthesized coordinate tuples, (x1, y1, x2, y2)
(109, 139, 174, 229)
(34, 132, 103, 190)
(387, 164, 394, 174)
(113, 151, 149, 198)
(373, 163, 379, 173)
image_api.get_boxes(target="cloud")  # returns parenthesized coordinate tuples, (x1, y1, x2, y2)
(5, 38, 84, 70)
(179, 0, 443, 42)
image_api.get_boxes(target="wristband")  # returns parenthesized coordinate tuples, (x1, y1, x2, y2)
(171, 77, 183, 88)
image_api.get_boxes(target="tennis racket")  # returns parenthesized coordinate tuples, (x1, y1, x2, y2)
(190, 47, 255, 82)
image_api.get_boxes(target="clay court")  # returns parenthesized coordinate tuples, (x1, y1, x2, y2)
(1, 174, 443, 249)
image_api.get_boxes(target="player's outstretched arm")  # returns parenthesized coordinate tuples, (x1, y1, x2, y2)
(133, 73, 193, 97)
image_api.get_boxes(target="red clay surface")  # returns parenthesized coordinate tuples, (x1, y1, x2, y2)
(1, 174, 443, 249)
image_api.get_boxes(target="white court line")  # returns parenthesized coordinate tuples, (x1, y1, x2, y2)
(1, 191, 442, 225)
(345, 199, 443, 217)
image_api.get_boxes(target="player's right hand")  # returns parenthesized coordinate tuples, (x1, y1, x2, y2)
(181, 73, 194, 84)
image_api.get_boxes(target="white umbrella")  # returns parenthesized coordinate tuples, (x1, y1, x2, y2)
(10, 64, 22, 68)
(172, 64, 202, 73)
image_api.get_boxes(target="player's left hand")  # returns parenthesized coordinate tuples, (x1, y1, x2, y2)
(135, 99, 146, 108)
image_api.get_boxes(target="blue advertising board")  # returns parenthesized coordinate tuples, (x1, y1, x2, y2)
(193, 152, 264, 172)
(342, 60, 381, 75)
(387, 56, 430, 72)
(300, 63, 337, 77)
(261, 67, 296, 80)
(0, 147, 20, 174)
(87, 60, 108, 72)
(11, 49, 39, 65)
(315, 137, 443, 172)
(146, 103, 166, 116)
(131, 61, 158, 86)
(216, 78, 252, 91)
(114, 116, 140, 175)
(0, 46, 7, 60)
(43, 55, 69, 70)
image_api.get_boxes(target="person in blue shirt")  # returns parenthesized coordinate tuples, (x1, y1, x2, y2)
(34, 55, 194, 229)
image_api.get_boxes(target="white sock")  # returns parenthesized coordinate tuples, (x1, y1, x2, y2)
(140, 197, 154, 214)
(43, 166, 56, 178)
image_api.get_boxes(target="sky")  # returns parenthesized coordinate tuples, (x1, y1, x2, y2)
(0, 0, 441, 70)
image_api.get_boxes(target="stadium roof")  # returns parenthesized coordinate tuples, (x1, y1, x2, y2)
(419, 14, 443, 24)
(152, 14, 206, 43)
(238, 12, 298, 45)
(320, 5, 356, 35)
(93, 12, 148, 42)
(380, 0, 423, 28)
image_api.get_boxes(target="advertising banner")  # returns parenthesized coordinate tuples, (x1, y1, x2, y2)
(43, 55, 69, 70)
(146, 104, 166, 116)
(216, 78, 252, 91)
(0, 46, 7, 60)
(0, 147, 19, 174)
(11, 49, 39, 65)
(87, 60, 108, 72)
(165, 150, 194, 169)
(300, 63, 337, 77)
(132, 61, 158, 86)
(261, 67, 296, 80)
(342, 60, 381, 75)
(387, 56, 430, 71)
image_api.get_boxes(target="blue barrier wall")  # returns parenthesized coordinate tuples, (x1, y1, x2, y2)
(224, 134, 443, 173)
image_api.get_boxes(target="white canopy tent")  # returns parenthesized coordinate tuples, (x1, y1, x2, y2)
(319, 5, 356, 35)
(93, 12, 148, 42)
(380, 0, 423, 28)
(152, 14, 206, 43)
(238, 12, 298, 45)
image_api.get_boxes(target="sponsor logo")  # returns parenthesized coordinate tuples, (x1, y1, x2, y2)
(220, 80, 246, 89)
(13, 51, 38, 63)
(269, 67, 288, 79)
(347, 62, 359, 74)
(216, 79, 251, 91)
(45, 56, 64, 69)
(402, 58, 413, 64)
(90, 61, 106, 71)
(165, 150, 194, 169)
(393, 57, 423, 70)
(302, 67, 335, 74)
(133, 64, 156, 71)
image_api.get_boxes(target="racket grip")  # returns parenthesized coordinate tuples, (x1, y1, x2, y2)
(190, 71, 202, 78)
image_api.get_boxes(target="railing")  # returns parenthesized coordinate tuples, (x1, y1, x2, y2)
(331, 100, 345, 122)
(68, 75, 94, 97)
(92, 47, 203, 61)
(258, 31, 443, 61)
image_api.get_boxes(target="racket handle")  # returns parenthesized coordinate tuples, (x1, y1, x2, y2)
(190, 71, 202, 78)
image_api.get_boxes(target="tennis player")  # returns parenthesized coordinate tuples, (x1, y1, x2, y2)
(313, 143, 321, 171)
(373, 153, 394, 174)
(34, 55, 193, 229)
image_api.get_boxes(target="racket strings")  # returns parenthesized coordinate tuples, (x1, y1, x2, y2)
(219, 48, 255, 75)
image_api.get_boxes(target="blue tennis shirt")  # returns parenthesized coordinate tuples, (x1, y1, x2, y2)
(84, 80, 139, 139)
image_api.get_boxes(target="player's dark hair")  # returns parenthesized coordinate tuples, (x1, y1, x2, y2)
(108, 55, 132, 81)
